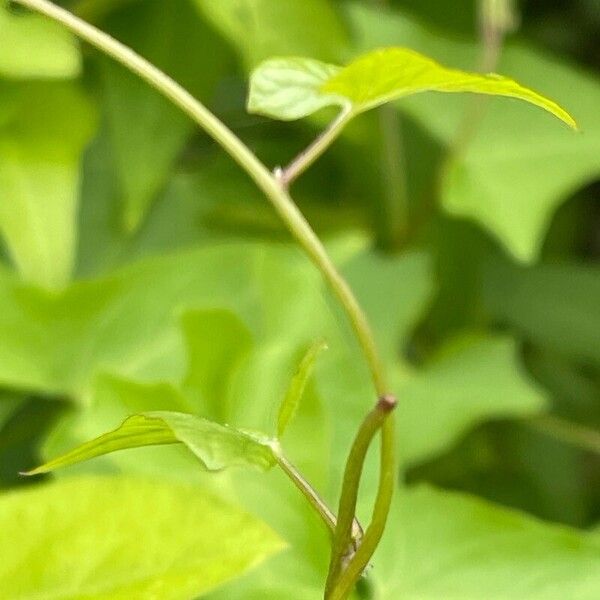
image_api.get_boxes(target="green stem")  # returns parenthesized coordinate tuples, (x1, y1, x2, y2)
(325, 395, 397, 598)
(13, 3, 397, 597)
(275, 449, 364, 539)
(278, 107, 352, 188)
(377, 106, 409, 248)
(328, 415, 396, 600)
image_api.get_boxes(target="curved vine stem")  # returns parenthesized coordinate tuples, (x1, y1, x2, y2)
(12, 1, 397, 596)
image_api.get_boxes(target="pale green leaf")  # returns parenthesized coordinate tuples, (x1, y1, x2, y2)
(0, 82, 96, 288)
(0, 5, 80, 79)
(211, 483, 600, 600)
(27, 411, 277, 476)
(373, 485, 600, 599)
(183, 309, 253, 423)
(346, 2, 599, 261)
(277, 339, 327, 438)
(248, 47, 576, 129)
(193, 0, 348, 68)
(395, 335, 547, 464)
(248, 57, 342, 120)
(101, 0, 232, 231)
(342, 249, 434, 361)
(0, 476, 283, 599)
(0, 244, 260, 396)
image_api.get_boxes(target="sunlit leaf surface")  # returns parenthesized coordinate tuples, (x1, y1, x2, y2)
(0, 476, 283, 599)
(249, 47, 576, 129)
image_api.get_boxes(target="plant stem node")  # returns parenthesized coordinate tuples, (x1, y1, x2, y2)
(377, 394, 397, 413)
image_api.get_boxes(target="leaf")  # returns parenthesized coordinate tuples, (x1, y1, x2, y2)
(183, 309, 253, 423)
(193, 0, 348, 68)
(395, 335, 547, 464)
(248, 57, 343, 120)
(0, 82, 96, 288)
(0, 244, 258, 396)
(0, 390, 23, 429)
(0, 476, 283, 599)
(484, 259, 600, 367)
(346, 2, 600, 261)
(26, 411, 277, 476)
(248, 47, 576, 129)
(277, 339, 327, 438)
(372, 485, 600, 599)
(100, 0, 232, 231)
(342, 249, 434, 361)
(0, 4, 80, 79)
(211, 481, 600, 600)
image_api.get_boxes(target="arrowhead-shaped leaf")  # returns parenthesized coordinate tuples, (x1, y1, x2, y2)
(346, 4, 597, 262)
(0, 476, 283, 599)
(26, 411, 277, 475)
(248, 47, 576, 128)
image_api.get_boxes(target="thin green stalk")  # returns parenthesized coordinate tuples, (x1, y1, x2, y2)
(325, 395, 397, 598)
(275, 449, 338, 534)
(278, 107, 352, 188)
(378, 106, 409, 248)
(276, 449, 364, 540)
(13, 3, 398, 597)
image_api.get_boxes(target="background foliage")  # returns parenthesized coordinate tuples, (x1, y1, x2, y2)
(0, 0, 599, 598)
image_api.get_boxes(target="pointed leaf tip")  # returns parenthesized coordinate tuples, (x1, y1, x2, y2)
(26, 412, 277, 475)
(277, 339, 327, 438)
(248, 47, 577, 130)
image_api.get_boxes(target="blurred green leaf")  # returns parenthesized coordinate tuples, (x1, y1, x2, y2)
(0, 244, 260, 396)
(248, 48, 575, 127)
(0, 82, 96, 287)
(99, 0, 233, 231)
(27, 411, 277, 476)
(342, 249, 434, 360)
(193, 0, 348, 68)
(395, 336, 547, 464)
(211, 482, 600, 599)
(277, 339, 327, 438)
(0, 476, 283, 598)
(0, 4, 80, 79)
(484, 259, 600, 367)
(372, 485, 600, 599)
(183, 309, 253, 423)
(0, 391, 23, 429)
(347, 2, 600, 261)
